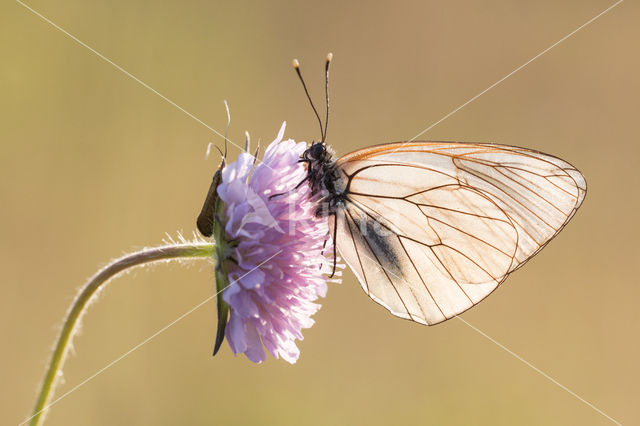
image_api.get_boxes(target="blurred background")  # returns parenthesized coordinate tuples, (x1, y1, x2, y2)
(1, 0, 638, 424)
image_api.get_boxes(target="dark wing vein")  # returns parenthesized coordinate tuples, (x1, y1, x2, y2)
(333, 141, 586, 325)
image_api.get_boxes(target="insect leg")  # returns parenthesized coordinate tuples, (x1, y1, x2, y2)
(268, 174, 310, 200)
(318, 229, 330, 271)
(330, 212, 338, 277)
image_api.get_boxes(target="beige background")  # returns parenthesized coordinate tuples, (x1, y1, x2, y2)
(1, 0, 638, 425)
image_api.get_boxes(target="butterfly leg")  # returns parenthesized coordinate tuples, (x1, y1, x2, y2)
(330, 212, 338, 277)
(268, 174, 311, 200)
(318, 230, 329, 270)
(317, 212, 338, 277)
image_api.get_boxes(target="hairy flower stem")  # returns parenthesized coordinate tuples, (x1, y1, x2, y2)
(29, 242, 215, 426)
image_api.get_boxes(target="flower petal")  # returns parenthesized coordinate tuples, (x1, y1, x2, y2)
(216, 124, 339, 363)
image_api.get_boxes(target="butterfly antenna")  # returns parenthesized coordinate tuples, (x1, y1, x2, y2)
(323, 53, 332, 143)
(293, 58, 325, 142)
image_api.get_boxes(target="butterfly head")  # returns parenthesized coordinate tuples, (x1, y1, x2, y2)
(306, 141, 333, 162)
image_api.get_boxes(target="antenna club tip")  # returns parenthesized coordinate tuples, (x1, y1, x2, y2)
(292, 59, 300, 68)
(326, 52, 333, 62)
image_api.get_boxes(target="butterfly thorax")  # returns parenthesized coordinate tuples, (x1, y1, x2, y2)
(302, 142, 346, 217)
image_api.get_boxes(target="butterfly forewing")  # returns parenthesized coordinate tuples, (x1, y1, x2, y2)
(335, 142, 586, 324)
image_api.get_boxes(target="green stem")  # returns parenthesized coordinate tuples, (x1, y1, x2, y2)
(28, 242, 215, 426)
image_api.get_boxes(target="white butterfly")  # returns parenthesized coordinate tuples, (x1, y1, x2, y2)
(313, 141, 586, 324)
(299, 54, 586, 325)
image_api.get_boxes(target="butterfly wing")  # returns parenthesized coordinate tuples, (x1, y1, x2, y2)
(334, 141, 586, 325)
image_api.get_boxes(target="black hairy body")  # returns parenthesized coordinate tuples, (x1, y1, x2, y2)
(302, 142, 346, 218)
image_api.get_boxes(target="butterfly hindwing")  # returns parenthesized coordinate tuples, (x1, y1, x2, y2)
(334, 142, 586, 324)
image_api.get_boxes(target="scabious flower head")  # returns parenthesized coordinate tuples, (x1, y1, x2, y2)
(215, 122, 336, 363)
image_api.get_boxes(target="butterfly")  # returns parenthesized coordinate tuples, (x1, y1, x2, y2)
(200, 53, 586, 326)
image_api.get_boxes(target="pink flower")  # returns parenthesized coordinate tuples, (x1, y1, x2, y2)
(216, 122, 336, 363)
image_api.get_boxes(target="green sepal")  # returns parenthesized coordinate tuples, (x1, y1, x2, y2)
(213, 260, 230, 356)
(211, 164, 231, 356)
